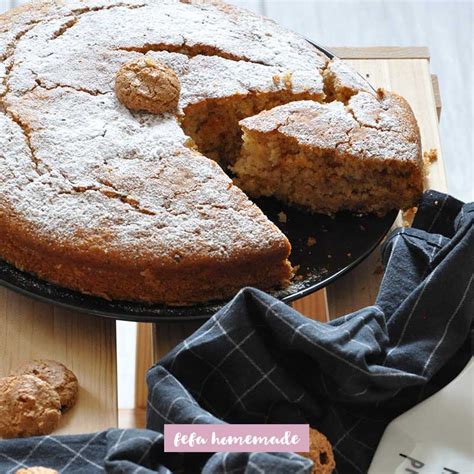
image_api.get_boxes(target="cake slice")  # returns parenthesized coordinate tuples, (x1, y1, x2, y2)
(232, 90, 423, 216)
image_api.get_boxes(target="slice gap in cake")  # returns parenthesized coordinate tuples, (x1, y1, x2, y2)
(180, 89, 324, 166)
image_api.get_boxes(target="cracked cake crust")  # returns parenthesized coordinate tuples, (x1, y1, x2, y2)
(233, 91, 423, 215)
(0, 0, 422, 304)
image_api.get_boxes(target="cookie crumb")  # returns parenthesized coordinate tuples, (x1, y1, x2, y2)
(307, 236, 317, 247)
(423, 148, 438, 164)
(282, 71, 293, 89)
(277, 211, 287, 223)
(298, 428, 336, 474)
(401, 207, 417, 227)
(292, 265, 303, 281)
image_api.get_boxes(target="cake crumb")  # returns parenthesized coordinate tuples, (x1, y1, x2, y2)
(422, 149, 438, 181)
(423, 148, 438, 164)
(292, 265, 303, 281)
(307, 236, 317, 247)
(402, 207, 417, 227)
(282, 71, 293, 89)
(277, 211, 287, 223)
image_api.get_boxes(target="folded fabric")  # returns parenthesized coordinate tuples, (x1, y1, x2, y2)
(0, 191, 472, 473)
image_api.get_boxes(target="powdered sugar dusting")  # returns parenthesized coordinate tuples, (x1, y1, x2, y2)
(1, 0, 328, 264)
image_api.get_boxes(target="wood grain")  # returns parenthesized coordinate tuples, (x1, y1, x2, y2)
(153, 321, 202, 362)
(431, 74, 442, 119)
(0, 288, 118, 434)
(329, 46, 430, 59)
(135, 323, 154, 409)
(119, 408, 146, 430)
(291, 290, 329, 322)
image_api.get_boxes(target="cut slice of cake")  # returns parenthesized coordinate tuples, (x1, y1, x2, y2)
(232, 90, 423, 216)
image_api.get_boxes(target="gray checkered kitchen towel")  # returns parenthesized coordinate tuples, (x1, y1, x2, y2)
(0, 190, 473, 473)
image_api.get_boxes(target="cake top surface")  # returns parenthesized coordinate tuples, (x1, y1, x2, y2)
(1, 0, 327, 104)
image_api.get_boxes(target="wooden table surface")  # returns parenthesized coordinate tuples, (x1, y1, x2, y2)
(0, 41, 447, 431)
(0, 291, 118, 433)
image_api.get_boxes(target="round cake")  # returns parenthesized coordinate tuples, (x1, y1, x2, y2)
(0, 0, 423, 305)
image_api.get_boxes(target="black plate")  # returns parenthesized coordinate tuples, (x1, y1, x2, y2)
(0, 42, 396, 322)
(0, 203, 396, 322)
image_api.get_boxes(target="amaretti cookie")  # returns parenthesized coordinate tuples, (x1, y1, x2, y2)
(12, 360, 79, 412)
(0, 375, 61, 439)
(298, 428, 336, 474)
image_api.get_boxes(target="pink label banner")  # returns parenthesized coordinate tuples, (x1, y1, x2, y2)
(164, 424, 309, 453)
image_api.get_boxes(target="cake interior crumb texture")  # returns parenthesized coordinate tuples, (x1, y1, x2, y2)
(181, 89, 323, 165)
